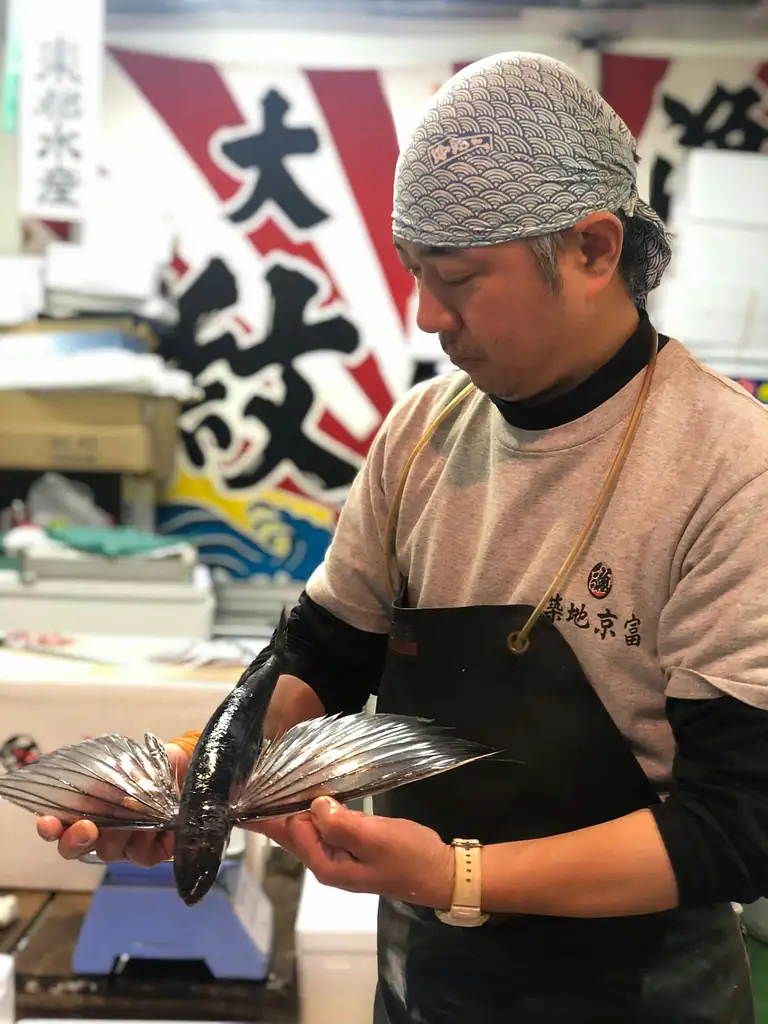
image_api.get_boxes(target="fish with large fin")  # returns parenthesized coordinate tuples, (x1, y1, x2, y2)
(0, 611, 495, 906)
(172, 608, 291, 905)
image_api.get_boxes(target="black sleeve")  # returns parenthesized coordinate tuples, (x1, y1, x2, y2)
(651, 694, 768, 907)
(246, 590, 389, 715)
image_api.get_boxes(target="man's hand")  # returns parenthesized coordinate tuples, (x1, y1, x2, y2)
(249, 797, 455, 909)
(35, 743, 190, 868)
(264, 674, 325, 740)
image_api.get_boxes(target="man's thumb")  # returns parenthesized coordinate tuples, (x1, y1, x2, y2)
(310, 797, 366, 847)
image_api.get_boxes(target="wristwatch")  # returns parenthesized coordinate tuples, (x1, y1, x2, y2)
(435, 838, 490, 927)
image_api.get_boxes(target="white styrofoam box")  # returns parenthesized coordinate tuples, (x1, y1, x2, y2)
(672, 149, 768, 231)
(295, 869, 379, 1024)
(664, 222, 768, 293)
(45, 241, 161, 303)
(652, 271, 768, 379)
(691, 354, 768, 382)
(0, 257, 45, 325)
(242, 831, 270, 888)
(0, 565, 214, 639)
(0, 655, 239, 891)
(0, 955, 13, 1024)
(654, 283, 768, 345)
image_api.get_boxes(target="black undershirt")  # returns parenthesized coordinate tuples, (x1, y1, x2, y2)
(247, 313, 768, 910)
(490, 308, 668, 430)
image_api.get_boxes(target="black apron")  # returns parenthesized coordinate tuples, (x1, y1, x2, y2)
(371, 592, 754, 1024)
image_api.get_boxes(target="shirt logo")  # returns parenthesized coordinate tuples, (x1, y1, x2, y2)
(587, 562, 613, 600)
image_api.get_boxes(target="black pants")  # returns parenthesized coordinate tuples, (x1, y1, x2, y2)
(371, 903, 754, 1024)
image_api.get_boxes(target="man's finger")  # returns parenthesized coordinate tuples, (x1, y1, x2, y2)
(287, 812, 328, 862)
(247, 816, 305, 861)
(57, 820, 99, 861)
(126, 831, 169, 868)
(158, 831, 176, 861)
(37, 816, 63, 842)
(94, 829, 135, 863)
(289, 812, 364, 885)
(309, 798, 371, 858)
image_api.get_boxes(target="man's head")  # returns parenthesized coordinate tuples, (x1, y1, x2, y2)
(392, 53, 672, 401)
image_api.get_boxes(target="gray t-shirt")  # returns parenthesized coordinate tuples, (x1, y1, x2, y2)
(306, 339, 768, 789)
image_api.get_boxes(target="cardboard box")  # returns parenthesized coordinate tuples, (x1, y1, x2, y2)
(0, 391, 179, 479)
(0, 649, 244, 892)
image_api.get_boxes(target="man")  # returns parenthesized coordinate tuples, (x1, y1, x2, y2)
(39, 53, 768, 1023)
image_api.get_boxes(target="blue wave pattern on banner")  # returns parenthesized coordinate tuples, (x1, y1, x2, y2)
(156, 503, 333, 581)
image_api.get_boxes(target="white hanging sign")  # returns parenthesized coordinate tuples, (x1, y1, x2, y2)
(18, 0, 105, 222)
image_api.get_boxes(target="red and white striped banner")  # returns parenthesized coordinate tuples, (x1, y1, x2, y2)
(92, 49, 457, 580)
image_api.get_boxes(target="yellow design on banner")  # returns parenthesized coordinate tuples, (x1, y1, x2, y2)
(159, 470, 336, 581)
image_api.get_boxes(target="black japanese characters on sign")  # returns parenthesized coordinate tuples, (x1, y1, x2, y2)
(220, 89, 329, 230)
(162, 257, 360, 493)
(37, 38, 81, 84)
(652, 84, 768, 222)
(34, 35, 83, 209)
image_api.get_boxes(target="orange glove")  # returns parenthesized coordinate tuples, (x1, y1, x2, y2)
(168, 730, 201, 759)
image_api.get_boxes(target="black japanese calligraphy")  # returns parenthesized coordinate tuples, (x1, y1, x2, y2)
(37, 123, 80, 161)
(544, 593, 565, 623)
(33, 35, 83, 210)
(653, 84, 768, 221)
(36, 38, 80, 85)
(624, 614, 642, 648)
(164, 257, 360, 493)
(566, 602, 590, 630)
(219, 89, 329, 229)
(36, 89, 82, 122)
(594, 608, 618, 640)
(37, 166, 79, 207)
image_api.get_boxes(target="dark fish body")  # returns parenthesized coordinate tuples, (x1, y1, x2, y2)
(172, 609, 288, 906)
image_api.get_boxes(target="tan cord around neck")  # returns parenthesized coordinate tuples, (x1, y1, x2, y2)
(383, 331, 660, 654)
(384, 382, 475, 601)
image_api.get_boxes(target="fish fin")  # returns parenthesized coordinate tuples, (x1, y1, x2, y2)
(230, 711, 497, 824)
(0, 733, 180, 830)
(272, 605, 289, 666)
